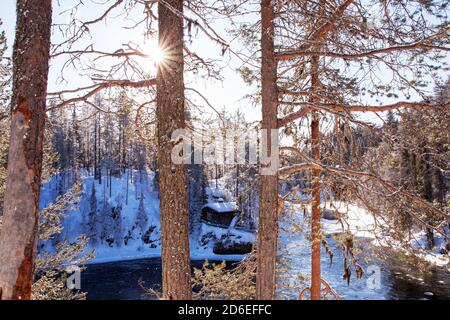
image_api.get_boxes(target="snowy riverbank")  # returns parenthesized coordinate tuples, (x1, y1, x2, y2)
(38, 172, 251, 264)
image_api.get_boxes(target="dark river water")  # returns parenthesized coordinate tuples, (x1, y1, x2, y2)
(377, 251, 450, 300)
(80, 255, 450, 300)
(81, 258, 236, 300)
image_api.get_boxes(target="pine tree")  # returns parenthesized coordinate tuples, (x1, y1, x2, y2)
(257, 0, 279, 300)
(0, 0, 52, 300)
(99, 198, 113, 246)
(86, 184, 98, 245)
(135, 192, 148, 235)
(112, 196, 124, 247)
(188, 163, 207, 233)
(0, 18, 11, 215)
(157, 0, 192, 299)
(33, 180, 93, 300)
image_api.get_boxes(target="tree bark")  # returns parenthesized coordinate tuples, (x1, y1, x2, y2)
(310, 56, 322, 301)
(310, 113, 322, 300)
(94, 116, 98, 179)
(157, 0, 192, 300)
(257, 0, 279, 300)
(421, 146, 434, 250)
(0, 0, 52, 300)
(98, 115, 102, 184)
(309, 0, 326, 299)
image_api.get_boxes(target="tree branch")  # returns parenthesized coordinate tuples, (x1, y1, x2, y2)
(48, 79, 156, 110)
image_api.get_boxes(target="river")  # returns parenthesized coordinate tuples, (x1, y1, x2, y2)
(80, 251, 450, 300)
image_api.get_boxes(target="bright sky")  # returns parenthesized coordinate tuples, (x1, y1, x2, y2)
(0, 0, 261, 122)
(0, 1, 448, 127)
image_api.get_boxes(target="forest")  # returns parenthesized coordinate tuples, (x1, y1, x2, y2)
(0, 0, 449, 302)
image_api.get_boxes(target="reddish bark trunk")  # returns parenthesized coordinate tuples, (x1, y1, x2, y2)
(310, 114, 321, 300)
(310, 56, 322, 300)
(157, 0, 192, 300)
(0, 0, 52, 300)
(257, 0, 279, 300)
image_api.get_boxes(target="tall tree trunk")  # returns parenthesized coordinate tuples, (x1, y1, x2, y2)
(421, 146, 434, 249)
(215, 164, 218, 189)
(122, 123, 127, 174)
(310, 55, 322, 300)
(94, 116, 98, 179)
(118, 122, 122, 173)
(310, 116, 322, 299)
(98, 114, 102, 184)
(235, 164, 240, 198)
(157, 0, 192, 300)
(122, 126, 125, 173)
(257, 0, 279, 300)
(0, 0, 52, 300)
(309, 0, 326, 299)
(87, 129, 91, 175)
(126, 166, 129, 205)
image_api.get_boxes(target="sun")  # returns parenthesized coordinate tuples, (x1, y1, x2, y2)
(145, 40, 166, 65)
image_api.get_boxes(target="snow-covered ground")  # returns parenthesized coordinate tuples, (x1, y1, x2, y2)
(278, 202, 384, 299)
(39, 173, 449, 299)
(319, 202, 377, 238)
(307, 201, 449, 267)
(386, 223, 447, 268)
(39, 171, 448, 268)
(278, 201, 450, 299)
(192, 222, 255, 261)
(38, 172, 250, 264)
(39, 172, 159, 264)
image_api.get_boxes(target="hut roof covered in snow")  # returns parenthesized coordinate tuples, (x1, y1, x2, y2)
(203, 201, 239, 213)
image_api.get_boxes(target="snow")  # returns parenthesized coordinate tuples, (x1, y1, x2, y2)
(38, 173, 449, 299)
(280, 210, 386, 298)
(229, 215, 239, 229)
(200, 222, 255, 244)
(39, 171, 161, 264)
(306, 201, 449, 267)
(319, 202, 377, 238)
(278, 200, 450, 299)
(191, 223, 255, 261)
(203, 201, 239, 213)
(38, 171, 253, 265)
(202, 181, 240, 214)
(205, 185, 232, 202)
(278, 202, 387, 299)
(379, 229, 450, 268)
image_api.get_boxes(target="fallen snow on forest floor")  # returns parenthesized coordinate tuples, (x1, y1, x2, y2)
(38, 172, 449, 299)
(318, 201, 377, 238)
(279, 202, 386, 299)
(38, 172, 250, 264)
(294, 201, 450, 267)
(279, 200, 449, 299)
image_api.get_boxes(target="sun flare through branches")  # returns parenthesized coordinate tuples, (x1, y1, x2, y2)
(144, 39, 167, 67)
